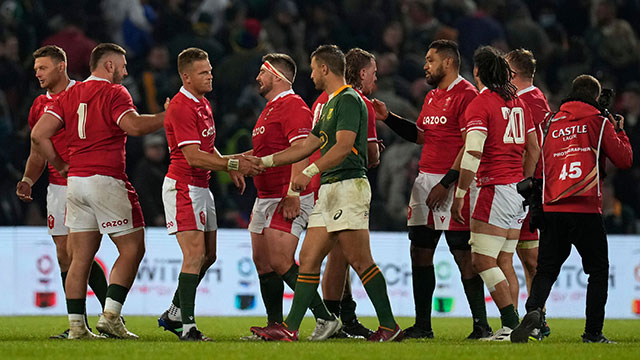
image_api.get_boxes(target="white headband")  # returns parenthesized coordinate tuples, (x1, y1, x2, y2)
(261, 60, 292, 84)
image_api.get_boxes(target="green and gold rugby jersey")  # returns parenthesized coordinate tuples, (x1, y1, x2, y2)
(311, 85, 368, 184)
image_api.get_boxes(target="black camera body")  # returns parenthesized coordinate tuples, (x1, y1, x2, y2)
(598, 88, 622, 123)
(516, 176, 544, 233)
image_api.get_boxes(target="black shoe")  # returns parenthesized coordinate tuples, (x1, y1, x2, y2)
(541, 312, 550, 337)
(582, 332, 615, 343)
(342, 318, 374, 339)
(328, 328, 351, 339)
(158, 310, 183, 338)
(466, 324, 493, 340)
(49, 329, 70, 339)
(403, 324, 434, 339)
(511, 309, 542, 343)
(180, 327, 212, 341)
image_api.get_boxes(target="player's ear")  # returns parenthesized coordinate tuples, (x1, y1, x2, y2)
(360, 67, 367, 81)
(57, 61, 66, 73)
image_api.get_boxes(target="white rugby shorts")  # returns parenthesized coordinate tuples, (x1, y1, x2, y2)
(471, 183, 526, 230)
(248, 193, 314, 238)
(407, 172, 472, 230)
(162, 176, 217, 235)
(65, 175, 144, 234)
(308, 178, 371, 232)
(46, 184, 68, 236)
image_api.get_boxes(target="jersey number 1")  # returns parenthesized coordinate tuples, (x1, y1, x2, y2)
(77, 103, 87, 139)
(501, 107, 525, 144)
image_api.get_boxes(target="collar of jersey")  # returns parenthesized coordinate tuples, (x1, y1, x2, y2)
(479, 86, 488, 94)
(46, 79, 77, 99)
(446, 75, 464, 92)
(517, 85, 536, 96)
(328, 85, 351, 101)
(85, 75, 110, 83)
(269, 89, 295, 104)
(180, 86, 200, 103)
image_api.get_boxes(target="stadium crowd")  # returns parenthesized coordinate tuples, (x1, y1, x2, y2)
(1, 0, 640, 233)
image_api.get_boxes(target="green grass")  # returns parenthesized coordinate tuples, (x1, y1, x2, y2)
(0, 316, 638, 359)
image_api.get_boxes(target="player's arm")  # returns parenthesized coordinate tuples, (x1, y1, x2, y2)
(118, 111, 165, 136)
(372, 98, 423, 144)
(523, 130, 540, 178)
(181, 144, 262, 176)
(451, 130, 487, 224)
(279, 138, 309, 220)
(261, 133, 322, 168)
(426, 139, 465, 209)
(16, 145, 47, 202)
(602, 115, 633, 169)
(367, 141, 380, 168)
(30, 113, 68, 177)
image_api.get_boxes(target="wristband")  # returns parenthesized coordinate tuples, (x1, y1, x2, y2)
(227, 158, 239, 171)
(261, 154, 275, 168)
(302, 163, 320, 178)
(287, 183, 300, 197)
(21, 176, 34, 186)
(455, 186, 467, 199)
(439, 169, 460, 189)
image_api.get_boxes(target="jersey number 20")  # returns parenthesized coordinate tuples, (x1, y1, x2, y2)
(501, 107, 525, 144)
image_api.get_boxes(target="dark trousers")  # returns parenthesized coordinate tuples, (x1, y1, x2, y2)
(525, 212, 609, 334)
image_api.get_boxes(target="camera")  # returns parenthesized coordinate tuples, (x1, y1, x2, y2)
(516, 177, 544, 232)
(598, 88, 623, 123)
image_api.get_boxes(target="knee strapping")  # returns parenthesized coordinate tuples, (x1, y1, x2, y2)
(478, 267, 506, 292)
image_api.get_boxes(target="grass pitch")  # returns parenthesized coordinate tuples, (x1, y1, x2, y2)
(0, 316, 638, 359)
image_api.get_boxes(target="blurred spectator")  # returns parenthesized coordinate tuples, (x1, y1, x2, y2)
(504, 1, 550, 71)
(41, 13, 96, 79)
(131, 132, 168, 227)
(262, 0, 306, 67)
(101, 0, 157, 57)
(138, 44, 177, 114)
(454, 0, 507, 73)
(585, 0, 640, 86)
(602, 182, 636, 234)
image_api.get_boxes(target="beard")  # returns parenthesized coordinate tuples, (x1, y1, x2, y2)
(258, 81, 272, 97)
(113, 68, 124, 84)
(313, 76, 325, 91)
(426, 65, 445, 86)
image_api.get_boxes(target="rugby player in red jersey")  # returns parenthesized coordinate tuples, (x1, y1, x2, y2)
(156, 48, 263, 341)
(17, 45, 109, 339)
(31, 43, 166, 339)
(505, 48, 552, 338)
(373, 40, 491, 339)
(451, 46, 540, 341)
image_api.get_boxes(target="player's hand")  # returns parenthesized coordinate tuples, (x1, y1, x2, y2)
(426, 183, 448, 210)
(164, 97, 171, 111)
(277, 195, 300, 221)
(229, 170, 246, 194)
(377, 139, 386, 153)
(16, 181, 33, 202)
(451, 197, 465, 224)
(291, 173, 312, 192)
(238, 155, 264, 176)
(57, 163, 69, 178)
(372, 99, 389, 121)
(368, 159, 380, 168)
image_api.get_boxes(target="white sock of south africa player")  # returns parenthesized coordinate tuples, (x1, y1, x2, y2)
(104, 298, 123, 316)
(168, 303, 181, 321)
(182, 323, 197, 336)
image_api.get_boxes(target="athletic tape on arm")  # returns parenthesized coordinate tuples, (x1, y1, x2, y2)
(460, 130, 487, 172)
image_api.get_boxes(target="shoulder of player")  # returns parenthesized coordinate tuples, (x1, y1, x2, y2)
(338, 88, 366, 106)
(278, 93, 310, 109)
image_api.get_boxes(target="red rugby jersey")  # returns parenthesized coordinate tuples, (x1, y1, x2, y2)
(518, 86, 551, 178)
(417, 76, 478, 174)
(45, 76, 136, 180)
(252, 90, 313, 198)
(165, 87, 216, 188)
(28, 80, 77, 185)
(465, 88, 535, 187)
